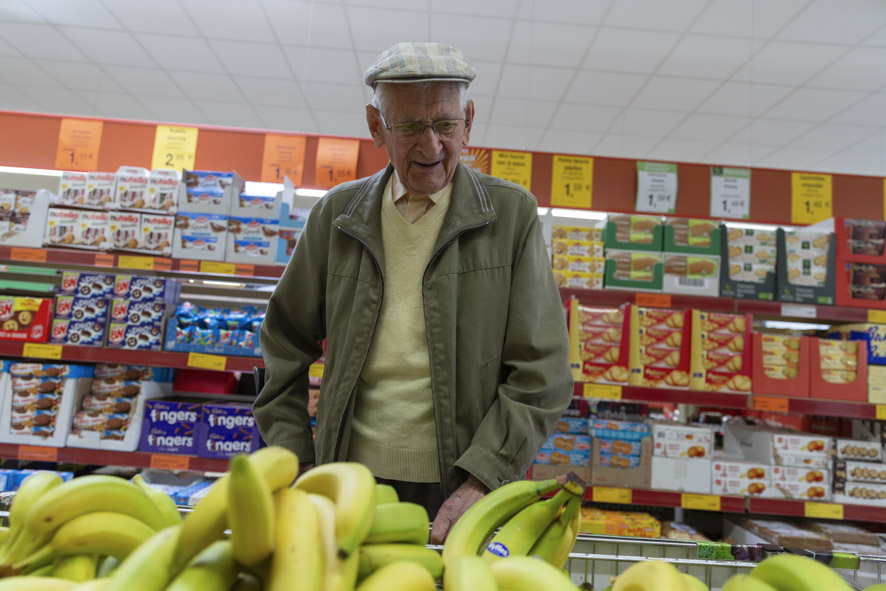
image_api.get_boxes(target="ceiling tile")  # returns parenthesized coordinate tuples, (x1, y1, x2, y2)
(301, 81, 367, 113)
(263, 2, 350, 48)
(103, 65, 182, 98)
(550, 103, 621, 133)
(20, 86, 97, 116)
(863, 25, 886, 47)
(790, 124, 874, 151)
(0, 56, 60, 86)
(832, 94, 886, 126)
(284, 46, 360, 84)
(239, 76, 306, 108)
(198, 100, 264, 128)
(583, 27, 679, 74)
(696, 82, 793, 117)
(482, 124, 545, 151)
(669, 114, 750, 142)
(61, 27, 154, 67)
(80, 92, 153, 120)
(139, 97, 208, 125)
(778, 0, 886, 44)
(104, 0, 199, 35)
(761, 146, 837, 171)
(0, 84, 38, 111)
(609, 109, 687, 137)
(182, 0, 275, 42)
(763, 88, 866, 121)
(431, 0, 518, 18)
(565, 70, 647, 106)
(509, 20, 595, 68)
(467, 60, 502, 97)
(739, 119, 817, 146)
(646, 138, 719, 162)
(605, 0, 709, 32)
(168, 71, 245, 101)
(0, 38, 17, 56)
(0, 1, 43, 22)
(814, 149, 883, 176)
(658, 35, 755, 79)
(25, 0, 118, 28)
(700, 143, 757, 167)
(691, 0, 809, 38)
(808, 47, 886, 92)
(429, 14, 513, 62)
(0, 22, 88, 61)
(313, 109, 371, 137)
(350, 0, 430, 9)
(497, 64, 573, 101)
(347, 7, 429, 53)
(136, 34, 225, 73)
(210, 40, 290, 79)
(517, 0, 610, 25)
(538, 130, 601, 155)
(255, 105, 317, 133)
(631, 76, 720, 111)
(732, 41, 847, 85)
(593, 134, 660, 159)
(38, 61, 123, 92)
(488, 98, 558, 127)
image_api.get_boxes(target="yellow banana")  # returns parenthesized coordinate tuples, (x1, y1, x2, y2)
(364, 503, 429, 546)
(51, 554, 97, 583)
(0, 472, 63, 563)
(442, 478, 561, 566)
(357, 544, 442, 580)
(0, 577, 77, 591)
(269, 488, 322, 591)
(166, 540, 239, 591)
(490, 556, 580, 591)
(611, 560, 685, 591)
(95, 557, 118, 579)
(174, 446, 298, 567)
(72, 580, 107, 591)
(375, 484, 399, 505)
(749, 554, 852, 591)
(682, 573, 709, 591)
(309, 493, 359, 591)
(550, 496, 583, 569)
(132, 475, 181, 528)
(293, 462, 377, 557)
(355, 561, 435, 591)
(443, 555, 497, 591)
(103, 525, 181, 591)
(482, 488, 573, 563)
(227, 454, 275, 567)
(230, 574, 263, 591)
(721, 574, 777, 591)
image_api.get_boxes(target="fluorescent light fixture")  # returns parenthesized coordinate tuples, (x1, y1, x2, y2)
(243, 181, 284, 196)
(296, 188, 327, 198)
(537, 207, 550, 215)
(761, 320, 832, 331)
(723, 221, 789, 231)
(203, 280, 245, 287)
(0, 166, 63, 177)
(551, 208, 608, 220)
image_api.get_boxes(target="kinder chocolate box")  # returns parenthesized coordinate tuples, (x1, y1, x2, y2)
(53, 296, 109, 323)
(139, 398, 202, 454)
(147, 169, 180, 212)
(49, 318, 106, 347)
(60, 272, 116, 298)
(196, 401, 262, 458)
(114, 167, 150, 209)
(109, 212, 141, 250)
(110, 299, 165, 325)
(58, 172, 87, 206)
(106, 322, 163, 351)
(85, 172, 116, 208)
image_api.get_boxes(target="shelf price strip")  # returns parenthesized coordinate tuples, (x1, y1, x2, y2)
(18, 446, 58, 462)
(804, 502, 843, 520)
(10, 247, 47, 263)
(752, 397, 789, 412)
(681, 494, 721, 512)
(878, 406, 886, 421)
(593, 487, 632, 504)
(117, 255, 154, 271)
(22, 343, 62, 360)
(583, 384, 622, 400)
(187, 352, 227, 371)
(150, 454, 190, 471)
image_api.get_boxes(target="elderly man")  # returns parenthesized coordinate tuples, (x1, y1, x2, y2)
(254, 42, 572, 542)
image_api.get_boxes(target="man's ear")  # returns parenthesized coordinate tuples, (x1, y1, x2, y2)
(462, 99, 475, 146)
(366, 104, 385, 148)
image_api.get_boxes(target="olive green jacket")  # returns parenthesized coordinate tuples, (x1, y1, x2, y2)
(254, 163, 573, 496)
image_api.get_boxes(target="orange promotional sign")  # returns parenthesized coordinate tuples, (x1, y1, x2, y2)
(54, 118, 102, 171)
(314, 138, 359, 189)
(460, 147, 491, 174)
(261, 134, 307, 184)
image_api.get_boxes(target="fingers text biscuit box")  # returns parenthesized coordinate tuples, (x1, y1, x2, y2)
(196, 402, 262, 459)
(139, 398, 202, 455)
(629, 306, 692, 389)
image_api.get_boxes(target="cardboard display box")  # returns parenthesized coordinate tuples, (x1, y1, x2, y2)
(775, 228, 835, 305)
(690, 310, 753, 393)
(628, 305, 692, 389)
(651, 457, 712, 494)
(719, 224, 777, 300)
(751, 334, 811, 397)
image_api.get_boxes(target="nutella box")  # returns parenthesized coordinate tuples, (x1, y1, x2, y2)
(44, 208, 82, 246)
(74, 210, 110, 249)
(196, 401, 262, 459)
(147, 169, 180, 212)
(106, 322, 163, 351)
(110, 299, 165, 325)
(60, 272, 116, 298)
(58, 172, 87, 206)
(173, 212, 228, 261)
(140, 214, 174, 256)
(109, 212, 141, 250)
(49, 318, 106, 347)
(139, 398, 202, 454)
(85, 172, 116, 208)
(113, 276, 178, 303)
(53, 296, 109, 322)
(113, 167, 150, 210)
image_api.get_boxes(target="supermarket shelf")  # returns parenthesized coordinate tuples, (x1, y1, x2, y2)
(748, 497, 886, 524)
(0, 341, 263, 372)
(577, 383, 750, 410)
(584, 486, 746, 513)
(0, 442, 229, 472)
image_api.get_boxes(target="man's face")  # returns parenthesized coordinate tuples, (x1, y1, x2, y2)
(367, 82, 474, 195)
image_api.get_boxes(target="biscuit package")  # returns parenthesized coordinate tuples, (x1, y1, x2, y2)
(569, 301, 630, 385)
(552, 255, 605, 274)
(720, 224, 778, 300)
(835, 438, 883, 462)
(833, 459, 886, 485)
(551, 239, 604, 258)
(605, 250, 663, 290)
(652, 422, 713, 459)
(552, 225, 603, 243)
(662, 254, 720, 296)
(172, 212, 229, 262)
(0, 297, 52, 343)
(833, 481, 886, 506)
(604, 215, 662, 250)
(553, 270, 603, 290)
(579, 508, 660, 538)
(535, 434, 591, 466)
(689, 310, 752, 392)
(776, 228, 835, 305)
(628, 306, 692, 389)
(663, 218, 719, 252)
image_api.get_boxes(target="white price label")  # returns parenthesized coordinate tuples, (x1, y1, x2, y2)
(710, 167, 750, 219)
(636, 161, 677, 214)
(780, 304, 817, 319)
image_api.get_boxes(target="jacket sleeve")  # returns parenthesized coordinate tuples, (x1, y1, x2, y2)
(454, 205, 574, 491)
(254, 204, 329, 463)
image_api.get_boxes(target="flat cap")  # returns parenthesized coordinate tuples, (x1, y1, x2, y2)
(363, 42, 476, 87)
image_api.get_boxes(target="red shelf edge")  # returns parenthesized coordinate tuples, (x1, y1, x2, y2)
(0, 442, 230, 472)
(584, 486, 745, 513)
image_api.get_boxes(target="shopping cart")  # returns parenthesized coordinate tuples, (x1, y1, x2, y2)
(566, 534, 886, 590)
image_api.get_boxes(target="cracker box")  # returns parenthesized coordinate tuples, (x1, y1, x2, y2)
(44, 208, 82, 246)
(552, 225, 603, 243)
(196, 401, 262, 458)
(139, 398, 202, 455)
(0, 298, 52, 343)
(110, 299, 165, 325)
(690, 310, 753, 393)
(106, 322, 163, 351)
(58, 172, 87, 206)
(173, 212, 228, 261)
(628, 306, 692, 388)
(49, 318, 106, 347)
(140, 214, 174, 256)
(53, 296, 109, 323)
(651, 422, 713, 459)
(711, 457, 769, 481)
(85, 172, 116, 208)
(552, 255, 605, 274)
(114, 167, 150, 210)
(835, 438, 883, 462)
(109, 212, 141, 250)
(569, 301, 630, 386)
(60, 272, 116, 298)
(553, 270, 603, 290)
(147, 169, 180, 212)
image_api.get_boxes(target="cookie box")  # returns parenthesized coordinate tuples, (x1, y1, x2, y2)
(139, 397, 203, 455)
(58, 172, 87, 206)
(146, 169, 180, 212)
(833, 481, 886, 506)
(60, 273, 116, 298)
(552, 225, 603, 242)
(711, 458, 769, 481)
(172, 212, 228, 261)
(835, 438, 883, 462)
(652, 423, 713, 459)
(53, 296, 109, 323)
(110, 300, 166, 325)
(49, 318, 106, 347)
(552, 255, 606, 274)
(106, 322, 164, 351)
(113, 276, 179, 303)
(0, 374, 89, 447)
(196, 401, 262, 458)
(0, 298, 52, 343)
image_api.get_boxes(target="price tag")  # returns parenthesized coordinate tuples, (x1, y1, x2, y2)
(179, 259, 200, 273)
(752, 397, 789, 412)
(54, 118, 102, 171)
(804, 502, 843, 520)
(118, 255, 154, 270)
(636, 293, 672, 308)
(681, 493, 721, 511)
(153, 258, 172, 271)
(150, 454, 190, 471)
(261, 134, 307, 184)
(710, 167, 750, 219)
(780, 304, 816, 319)
(151, 125, 199, 171)
(460, 147, 491, 175)
(593, 487, 632, 504)
(200, 261, 236, 275)
(18, 445, 58, 462)
(791, 172, 832, 224)
(94, 253, 115, 267)
(877, 406, 886, 420)
(10, 247, 47, 263)
(187, 352, 227, 371)
(309, 363, 324, 379)
(551, 155, 593, 208)
(234, 264, 254, 277)
(583, 384, 622, 400)
(22, 343, 63, 360)
(636, 161, 678, 214)
(314, 137, 359, 189)
(490, 150, 532, 191)
(869, 310, 886, 324)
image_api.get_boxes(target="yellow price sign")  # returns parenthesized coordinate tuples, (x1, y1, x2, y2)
(804, 502, 843, 520)
(791, 172, 832, 224)
(869, 310, 886, 324)
(592, 487, 632, 504)
(117, 255, 155, 270)
(490, 150, 532, 191)
(22, 343, 63, 360)
(583, 384, 622, 400)
(151, 125, 198, 171)
(200, 261, 236, 275)
(187, 352, 227, 371)
(309, 364, 324, 379)
(681, 494, 721, 511)
(551, 155, 593, 208)
(877, 406, 886, 421)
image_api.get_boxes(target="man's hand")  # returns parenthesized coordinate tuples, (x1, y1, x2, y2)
(429, 475, 489, 545)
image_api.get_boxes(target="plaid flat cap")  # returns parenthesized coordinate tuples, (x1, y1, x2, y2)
(363, 42, 476, 87)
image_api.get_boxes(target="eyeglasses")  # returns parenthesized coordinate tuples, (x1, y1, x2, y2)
(377, 109, 468, 140)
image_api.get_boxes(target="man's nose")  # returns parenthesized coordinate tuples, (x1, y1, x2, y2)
(415, 124, 443, 154)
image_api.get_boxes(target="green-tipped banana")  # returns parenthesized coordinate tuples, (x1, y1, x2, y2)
(227, 455, 275, 567)
(0, 577, 77, 591)
(443, 555, 497, 591)
(364, 503, 429, 546)
(132, 475, 181, 528)
(529, 494, 582, 568)
(309, 493, 359, 591)
(375, 484, 399, 506)
(51, 554, 96, 583)
(482, 488, 573, 563)
(442, 478, 561, 566)
(721, 574, 777, 591)
(294, 462, 377, 558)
(355, 561, 435, 591)
(489, 555, 581, 591)
(612, 560, 686, 591)
(357, 544, 442, 580)
(269, 488, 322, 591)
(0, 472, 63, 562)
(103, 525, 181, 591)
(749, 554, 852, 591)
(864, 585, 886, 591)
(166, 540, 239, 591)
(682, 572, 709, 591)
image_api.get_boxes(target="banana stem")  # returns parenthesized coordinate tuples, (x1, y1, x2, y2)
(11, 544, 55, 573)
